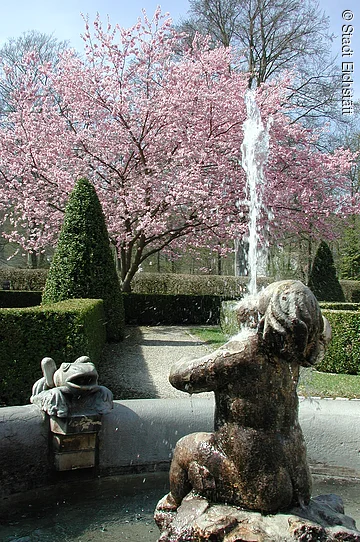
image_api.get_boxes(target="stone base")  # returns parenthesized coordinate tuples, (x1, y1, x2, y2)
(154, 493, 360, 541)
(50, 415, 101, 471)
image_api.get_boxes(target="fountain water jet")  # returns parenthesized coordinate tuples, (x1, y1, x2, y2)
(153, 85, 360, 541)
(239, 88, 272, 295)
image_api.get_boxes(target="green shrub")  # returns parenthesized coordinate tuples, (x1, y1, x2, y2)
(220, 301, 360, 375)
(339, 280, 360, 302)
(318, 310, 360, 375)
(0, 291, 42, 308)
(308, 241, 345, 301)
(131, 273, 272, 297)
(220, 300, 240, 337)
(0, 299, 106, 406)
(319, 302, 360, 311)
(42, 178, 124, 341)
(339, 217, 360, 281)
(3, 266, 360, 303)
(124, 294, 223, 325)
(0, 268, 48, 291)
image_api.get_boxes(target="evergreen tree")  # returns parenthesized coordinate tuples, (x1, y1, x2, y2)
(42, 178, 124, 341)
(308, 241, 345, 302)
(339, 217, 360, 280)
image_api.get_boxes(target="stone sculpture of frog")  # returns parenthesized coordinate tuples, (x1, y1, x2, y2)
(31, 356, 113, 417)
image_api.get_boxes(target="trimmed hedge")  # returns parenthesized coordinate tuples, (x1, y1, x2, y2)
(3, 268, 360, 303)
(0, 299, 106, 407)
(0, 268, 48, 291)
(131, 273, 274, 297)
(220, 301, 360, 375)
(0, 291, 42, 308)
(319, 302, 360, 311)
(124, 294, 225, 325)
(317, 309, 360, 375)
(308, 241, 345, 302)
(339, 280, 360, 302)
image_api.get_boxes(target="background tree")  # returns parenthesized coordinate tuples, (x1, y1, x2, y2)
(179, 0, 340, 124)
(339, 218, 360, 281)
(335, 118, 360, 280)
(42, 178, 124, 341)
(0, 10, 355, 291)
(308, 241, 345, 302)
(0, 30, 68, 268)
(0, 30, 68, 118)
(178, 0, 346, 276)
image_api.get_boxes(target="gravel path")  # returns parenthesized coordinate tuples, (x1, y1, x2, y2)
(99, 326, 214, 400)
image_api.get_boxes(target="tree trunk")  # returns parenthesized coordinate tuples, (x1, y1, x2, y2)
(234, 239, 248, 276)
(27, 250, 38, 269)
(217, 252, 222, 275)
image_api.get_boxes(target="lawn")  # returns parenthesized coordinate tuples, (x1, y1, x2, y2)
(190, 326, 360, 400)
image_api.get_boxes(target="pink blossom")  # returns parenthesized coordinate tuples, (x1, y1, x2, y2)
(0, 9, 356, 286)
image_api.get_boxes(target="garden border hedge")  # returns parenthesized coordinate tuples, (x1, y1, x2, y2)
(220, 301, 360, 375)
(124, 293, 229, 325)
(317, 309, 360, 375)
(0, 298, 106, 406)
(0, 291, 42, 308)
(1, 269, 360, 302)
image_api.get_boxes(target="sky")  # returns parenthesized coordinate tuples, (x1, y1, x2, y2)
(0, 0, 359, 105)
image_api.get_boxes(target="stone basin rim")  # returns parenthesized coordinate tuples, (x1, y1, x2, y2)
(1, 395, 359, 499)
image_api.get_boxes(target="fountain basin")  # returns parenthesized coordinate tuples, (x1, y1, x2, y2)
(0, 471, 359, 541)
(0, 397, 359, 497)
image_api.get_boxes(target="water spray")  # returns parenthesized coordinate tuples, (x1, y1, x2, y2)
(240, 88, 272, 295)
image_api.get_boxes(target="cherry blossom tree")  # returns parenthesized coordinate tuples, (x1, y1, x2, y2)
(0, 30, 68, 119)
(0, 9, 355, 290)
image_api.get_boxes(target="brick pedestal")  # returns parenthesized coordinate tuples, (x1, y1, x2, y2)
(50, 414, 102, 471)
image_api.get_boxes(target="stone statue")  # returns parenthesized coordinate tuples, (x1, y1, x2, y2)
(30, 356, 113, 417)
(154, 281, 360, 541)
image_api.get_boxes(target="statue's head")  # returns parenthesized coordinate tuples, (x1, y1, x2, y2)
(236, 280, 331, 366)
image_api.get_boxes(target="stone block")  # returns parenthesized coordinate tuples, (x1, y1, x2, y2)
(54, 450, 96, 471)
(52, 433, 97, 452)
(50, 414, 102, 435)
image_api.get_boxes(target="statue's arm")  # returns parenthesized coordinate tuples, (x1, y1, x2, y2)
(169, 335, 257, 393)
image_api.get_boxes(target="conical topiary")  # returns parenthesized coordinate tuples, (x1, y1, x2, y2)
(308, 241, 345, 302)
(42, 178, 124, 341)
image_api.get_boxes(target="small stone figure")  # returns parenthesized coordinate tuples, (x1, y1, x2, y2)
(156, 281, 331, 518)
(30, 356, 113, 417)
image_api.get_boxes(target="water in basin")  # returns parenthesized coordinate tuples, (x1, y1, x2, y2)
(1, 471, 359, 541)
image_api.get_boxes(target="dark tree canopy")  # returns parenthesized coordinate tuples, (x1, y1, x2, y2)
(42, 178, 124, 341)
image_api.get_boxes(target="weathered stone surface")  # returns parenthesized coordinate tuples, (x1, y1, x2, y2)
(223, 523, 272, 542)
(49, 414, 102, 471)
(193, 504, 240, 539)
(155, 493, 209, 539)
(30, 356, 113, 417)
(165, 281, 331, 513)
(50, 414, 102, 434)
(54, 449, 96, 471)
(52, 432, 97, 452)
(155, 281, 359, 541)
(155, 493, 360, 542)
